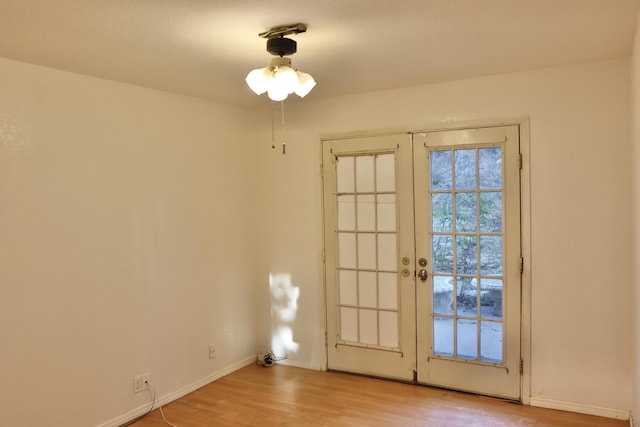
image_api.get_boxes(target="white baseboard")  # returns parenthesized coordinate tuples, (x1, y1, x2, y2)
(530, 396, 630, 421)
(276, 357, 323, 370)
(101, 355, 256, 427)
(155, 355, 256, 407)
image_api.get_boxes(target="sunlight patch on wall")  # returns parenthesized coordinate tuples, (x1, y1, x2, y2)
(269, 273, 300, 356)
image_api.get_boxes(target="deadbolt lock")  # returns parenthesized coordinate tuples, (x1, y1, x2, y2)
(419, 258, 427, 267)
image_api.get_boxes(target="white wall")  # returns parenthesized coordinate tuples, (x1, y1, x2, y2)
(255, 58, 633, 414)
(0, 57, 260, 426)
(0, 54, 634, 424)
(631, 9, 640, 423)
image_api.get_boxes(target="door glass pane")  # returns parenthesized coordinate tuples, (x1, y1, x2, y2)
(359, 271, 377, 307)
(431, 151, 452, 190)
(479, 148, 502, 189)
(480, 278, 503, 320)
(455, 192, 476, 232)
(340, 307, 358, 342)
(338, 233, 356, 268)
(377, 233, 397, 271)
(432, 235, 453, 273)
(335, 152, 401, 351)
(481, 321, 503, 363)
(359, 309, 378, 344)
(454, 149, 476, 190)
(433, 276, 453, 315)
(428, 145, 507, 365)
(479, 192, 502, 232)
(456, 235, 477, 275)
(376, 154, 395, 192)
(338, 195, 356, 230)
(379, 311, 398, 347)
(356, 156, 375, 192)
(379, 272, 397, 310)
(357, 194, 376, 231)
(433, 316, 453, 356)
(357, 233, 376, 269)
(457, 319, 478, 359)
(339, 270, 357, 305)
(377, 194, 396, 231)
(432, 193, 452, 232)
(480, 236, 502, 275)
(456, 277, 477, 316)
(336, 156, 354, 193)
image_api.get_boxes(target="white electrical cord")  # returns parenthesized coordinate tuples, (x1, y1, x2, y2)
(147, 382, 178, 427)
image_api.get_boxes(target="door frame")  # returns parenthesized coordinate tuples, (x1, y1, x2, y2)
(320, 118, 531, 403)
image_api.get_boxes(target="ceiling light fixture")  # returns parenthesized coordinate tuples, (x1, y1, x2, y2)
(246, 23, 316, 101)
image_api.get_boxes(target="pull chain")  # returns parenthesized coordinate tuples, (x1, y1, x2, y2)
(281, 101, 286, 154)
(271, 101, 276, 149)
(269, 100, 287, 154)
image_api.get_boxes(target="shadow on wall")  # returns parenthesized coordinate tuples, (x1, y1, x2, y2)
(269, 273, 300, 356)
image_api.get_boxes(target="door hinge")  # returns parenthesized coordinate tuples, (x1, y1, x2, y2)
(518, 153, 523, 170)
(519, 358, 524, 374)
(519, 257, 524, 274)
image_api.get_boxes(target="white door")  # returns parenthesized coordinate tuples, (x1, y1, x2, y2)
(323, 133, 416, 381)
(323, 125, 521, 399)
(414, 126, 521, 399)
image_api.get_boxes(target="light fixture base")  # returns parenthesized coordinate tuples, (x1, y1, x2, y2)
(270, 57, 292, 68)
(267, 37, 297, 56)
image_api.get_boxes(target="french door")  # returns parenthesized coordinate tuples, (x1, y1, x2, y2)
(323, 125, 522, 399)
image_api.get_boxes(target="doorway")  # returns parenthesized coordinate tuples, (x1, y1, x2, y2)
(322, 125, 522, 400)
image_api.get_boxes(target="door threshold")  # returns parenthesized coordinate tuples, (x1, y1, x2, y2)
(328, 368, 522, 404)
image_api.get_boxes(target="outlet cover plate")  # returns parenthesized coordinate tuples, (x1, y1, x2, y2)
(133, 374, 150, 393)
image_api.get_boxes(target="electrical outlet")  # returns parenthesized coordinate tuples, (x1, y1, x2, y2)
(133, 376, 143, 393)
(209, 344, 216, 359)
(133, 374, 150, 393)
(141, 374, 150, 391)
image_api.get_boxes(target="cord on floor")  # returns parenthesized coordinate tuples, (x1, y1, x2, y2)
(147, 382, 178, 427)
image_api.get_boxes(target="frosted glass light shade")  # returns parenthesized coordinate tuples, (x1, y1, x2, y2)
(271, 65, 299, 95)
(267, 86, 288, 101)
(246, 56, 316, 100)
(294, 71, 316, 97)
(245, 67, 272, 95)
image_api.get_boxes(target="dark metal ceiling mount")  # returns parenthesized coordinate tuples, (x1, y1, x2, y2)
(259, 23, 307, 40)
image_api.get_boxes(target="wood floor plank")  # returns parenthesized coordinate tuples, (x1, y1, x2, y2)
(132, 364, 627, 426)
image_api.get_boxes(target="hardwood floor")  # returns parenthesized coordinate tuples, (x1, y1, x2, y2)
(132, 364, 627, 426)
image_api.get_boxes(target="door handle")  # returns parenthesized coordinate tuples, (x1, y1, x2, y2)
(418, 269, 428, 281)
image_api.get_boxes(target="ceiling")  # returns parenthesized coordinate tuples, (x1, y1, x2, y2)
(0, 0, 638, 108)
